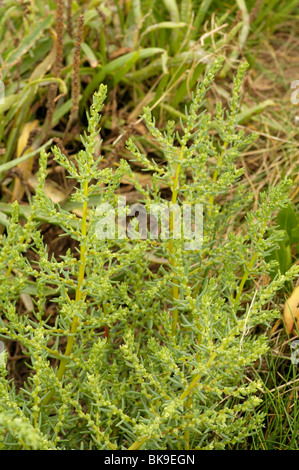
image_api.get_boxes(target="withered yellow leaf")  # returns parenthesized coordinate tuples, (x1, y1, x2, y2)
(16, 120, 39, 161)
(283, 286, 299, 333)
(28, 174, 83, 218)
(28, 174, 65, 205)
(12, 120, 39, 201)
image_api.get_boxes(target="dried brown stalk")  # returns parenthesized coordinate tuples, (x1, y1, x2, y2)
(44, 0, 65, 140)
(67, 0, 73, 38)
(63, 14, 85, 142)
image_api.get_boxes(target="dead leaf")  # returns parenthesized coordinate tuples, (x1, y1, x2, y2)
(116, 189, 145, 204)
(121, 172, 168, 189)
(110, 47, 133, 60)
(20, 293, 34, 313)
(145, 253, 169, 265)
(28, 174, 83, 217)
(12, 120, 39, 202)
(28, 174, 65, 204)
(283, 286, 299, 333)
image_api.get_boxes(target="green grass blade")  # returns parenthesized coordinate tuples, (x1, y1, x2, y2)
(1, 14, 54, 72)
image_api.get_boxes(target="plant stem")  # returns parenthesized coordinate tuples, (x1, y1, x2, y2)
(169, 149, 183, 336)
(234, 217, 268, 305)
(42, 180, 88, 405)
(129, 351, 217, 450)
(208, 141, 228, 214)
(234, 252, 257, 305)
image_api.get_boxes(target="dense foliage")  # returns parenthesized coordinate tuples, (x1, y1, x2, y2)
(0, 57, 298, 449)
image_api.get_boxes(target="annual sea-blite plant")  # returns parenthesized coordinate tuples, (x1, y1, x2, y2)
(0, 57, 297, 450)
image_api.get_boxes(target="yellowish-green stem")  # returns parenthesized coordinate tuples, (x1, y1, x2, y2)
(184, 396, 192, 449)
(208, 142, 228, 215)
(128, 351, 217, 450)
(42, 180, 89, 405)
(170, 150, 184, 336)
